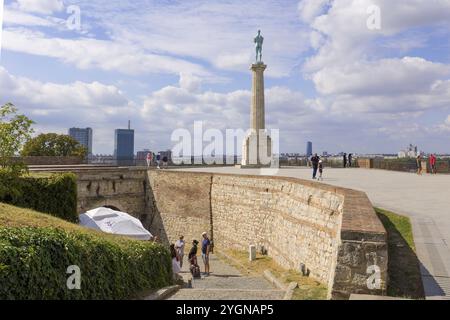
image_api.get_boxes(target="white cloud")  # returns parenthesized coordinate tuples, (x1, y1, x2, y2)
(68, 0, 311, 78)
(15, 0, 64, 15)
(2, 28, 211, 77)
(3, 7, 56, 27)
(0, 66, 128, 110)
(179, 73, 202, 93)
(313, 57, 450, 96)
(297, 0, 450, 117)
(298, 0, 330, 23)
(302, 0, 450, 72)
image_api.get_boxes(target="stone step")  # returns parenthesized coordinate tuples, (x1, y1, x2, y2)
(168, 288, 285, 300)
(189, 276, 276, 290)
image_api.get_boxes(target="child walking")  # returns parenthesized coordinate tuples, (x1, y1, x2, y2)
(318, 160, 324, 181)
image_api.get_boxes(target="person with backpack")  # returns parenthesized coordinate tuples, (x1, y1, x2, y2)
(188, 240, 201, 279)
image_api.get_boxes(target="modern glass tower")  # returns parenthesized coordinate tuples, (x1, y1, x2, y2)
(69, 127, 93, 155)
(306, 141, 313, 158)
(114, 126, 135, 165)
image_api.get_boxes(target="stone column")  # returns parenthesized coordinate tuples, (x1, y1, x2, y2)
(242, 63, 272, 167)
(250, 63, 266, 131)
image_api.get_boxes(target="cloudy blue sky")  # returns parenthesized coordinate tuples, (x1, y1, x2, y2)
(1, 0, 450, 155)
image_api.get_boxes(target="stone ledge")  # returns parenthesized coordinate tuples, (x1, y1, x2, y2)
(142, 285, 182, 300)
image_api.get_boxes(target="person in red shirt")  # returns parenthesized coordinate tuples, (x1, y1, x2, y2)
(430, 154, 437, 174)
(146, 152, 153, 167)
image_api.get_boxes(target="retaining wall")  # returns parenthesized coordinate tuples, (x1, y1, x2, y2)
(146, 170, 388, 299)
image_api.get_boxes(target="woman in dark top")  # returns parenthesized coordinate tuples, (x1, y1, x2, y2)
(188, 240, 199, 262)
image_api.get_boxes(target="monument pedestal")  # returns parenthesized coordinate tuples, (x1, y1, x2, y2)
(241, 130, 273, 167)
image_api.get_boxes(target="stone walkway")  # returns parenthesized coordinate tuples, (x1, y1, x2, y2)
(168, 254, 284, 300)
(177, 167, 450, 300)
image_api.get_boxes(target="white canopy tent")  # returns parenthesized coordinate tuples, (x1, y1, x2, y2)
(79, 207, 152, 241)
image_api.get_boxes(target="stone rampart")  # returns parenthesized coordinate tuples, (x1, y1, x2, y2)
(145, 170, 388, 299)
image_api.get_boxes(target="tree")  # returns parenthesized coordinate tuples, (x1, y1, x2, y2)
(0, 103, 34, 175)
(22, 133, 87, 158)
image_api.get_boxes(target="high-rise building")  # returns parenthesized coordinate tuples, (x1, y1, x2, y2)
(114, 123, 134, 164)
(306, 141, 313, 157)
(68, 127, 93, 155)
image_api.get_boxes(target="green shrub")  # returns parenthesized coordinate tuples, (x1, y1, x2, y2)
(0, 173, 78, 223)
(0, 226, 172, 300)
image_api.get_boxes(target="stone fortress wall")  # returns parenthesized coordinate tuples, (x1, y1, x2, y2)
(146, 170, 388, 299)
(49, 167, 387, 299)
(74, 168, 148, 222)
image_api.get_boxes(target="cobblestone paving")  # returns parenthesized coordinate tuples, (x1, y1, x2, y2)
(168, 254, 285, 300)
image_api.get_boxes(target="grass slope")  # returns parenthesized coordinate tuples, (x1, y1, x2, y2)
(375, 208, 425, 299)
(0, 203, 172, 300)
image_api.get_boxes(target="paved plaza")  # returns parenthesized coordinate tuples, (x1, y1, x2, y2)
(177, 166, 450, 299)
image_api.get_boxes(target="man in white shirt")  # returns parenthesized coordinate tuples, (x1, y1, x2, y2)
(175, 235, 186, 268)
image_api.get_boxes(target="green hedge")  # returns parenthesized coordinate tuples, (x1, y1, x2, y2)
(0, 226, 172, 300)
(0, 173, 78, 223)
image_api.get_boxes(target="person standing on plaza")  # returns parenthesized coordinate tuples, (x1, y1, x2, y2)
(156, 153, 161, 169)
(348, 153, 353, 168)
(311, 153, 320, 180)
(162, 155, 169, 168)
(188, 240, 201, 279)
(146, 152, 153, 167)
(318, 160, 324, 181)
(416, 154, 423, 175)
(175, 235, 186, 268)
(430, 154, 437, 174)
(201, 232, 211, 276)
(170, 244, 181, 280)
(343, 153, 347, 168)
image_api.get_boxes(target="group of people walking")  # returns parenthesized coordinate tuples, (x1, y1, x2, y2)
(343, 153, 353, 168)
(169, 232, 212, 281)
(416, 153, 438, 175)
(145, 152, 169, 169)
(309, 153, 354, 180)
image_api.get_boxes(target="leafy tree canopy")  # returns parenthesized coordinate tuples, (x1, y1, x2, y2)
(0, 103, 34, 175)
(22, 133, 87, 158)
